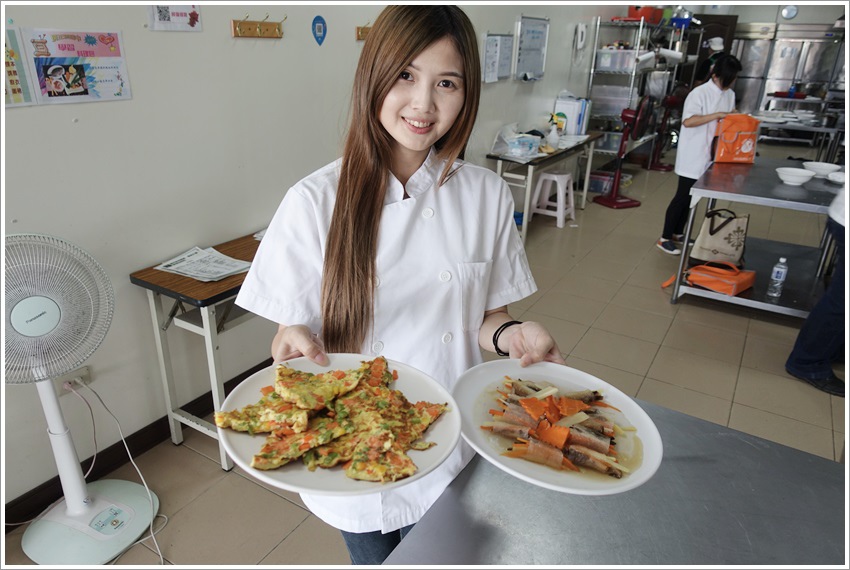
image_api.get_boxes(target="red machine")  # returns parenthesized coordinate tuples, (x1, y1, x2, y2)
(593, 95, 655, 209)
(648, 94, 684, 172)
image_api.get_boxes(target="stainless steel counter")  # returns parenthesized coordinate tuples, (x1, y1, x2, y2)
(384, 400, 845, 566)
(670, 158, 840, 318)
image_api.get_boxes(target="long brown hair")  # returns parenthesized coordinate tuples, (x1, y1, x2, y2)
(321, 5, 481, 352)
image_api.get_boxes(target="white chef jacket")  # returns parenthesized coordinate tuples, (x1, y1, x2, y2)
(674, 79, 736, 180)
(235, 148, 537, 533)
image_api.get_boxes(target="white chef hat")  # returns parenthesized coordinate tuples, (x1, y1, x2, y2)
(709, 37, 724, 51)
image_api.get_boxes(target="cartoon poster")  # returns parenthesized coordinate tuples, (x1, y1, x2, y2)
(148, 5, 202, 32)
(20, 28, 131, 105)
(5, 27, 37, 106)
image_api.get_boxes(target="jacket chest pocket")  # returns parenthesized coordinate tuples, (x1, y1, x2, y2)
(458, 260, 493, 333)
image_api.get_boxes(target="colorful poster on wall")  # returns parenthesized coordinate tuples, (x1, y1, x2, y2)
(148, 5, 202, 32)
(20, 28, 131, 105)
(5, 27, 37, 106)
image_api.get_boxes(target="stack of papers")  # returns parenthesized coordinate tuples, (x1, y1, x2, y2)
(558, 134, 590, 149)
(155, 247, 251, 282)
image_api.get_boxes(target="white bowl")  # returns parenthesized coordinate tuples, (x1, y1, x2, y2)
(827, 171, 845, 185)
(802, 161, 841, 178)
(776, 167, 816, 186)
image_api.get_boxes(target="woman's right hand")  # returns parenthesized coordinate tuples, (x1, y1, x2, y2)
(272, 324, 329, 366)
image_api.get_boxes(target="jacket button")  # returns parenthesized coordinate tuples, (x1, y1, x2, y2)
(439, 271, 452, 282)
(372, 341, 384, 353)
(441, 333, 453, 344)
(422, 208, 435, 218)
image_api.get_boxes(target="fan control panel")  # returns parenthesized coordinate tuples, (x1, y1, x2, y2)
(89, 506, 129, 536)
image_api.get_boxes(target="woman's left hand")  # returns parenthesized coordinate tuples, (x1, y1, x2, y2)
(504, 321, 566, 366)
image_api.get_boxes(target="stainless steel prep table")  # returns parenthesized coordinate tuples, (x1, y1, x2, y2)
(670, 158, 840, 318)
(384, 400, 845, 566)
(758, 118, 841, 162)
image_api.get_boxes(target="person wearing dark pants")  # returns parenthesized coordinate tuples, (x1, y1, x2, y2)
(657, 54, 742, 255)
(785, 187, 846, 398)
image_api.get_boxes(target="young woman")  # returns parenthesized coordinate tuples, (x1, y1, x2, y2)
(657, 54, 743, 255)
(236, 6, 563, 565)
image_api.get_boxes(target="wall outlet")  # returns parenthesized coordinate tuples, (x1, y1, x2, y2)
(53, 366, 92, 396)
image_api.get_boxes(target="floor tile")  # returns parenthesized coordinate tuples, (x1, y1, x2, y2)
(522, 311, 589, 355)
(570, 254, 636, 284)
(592, 303, 672, 344)
(571, 328, 659, 376)
(610, 283, 679, 318)
(114, 542, 170, 565)
(564, 356, 644, 397)
(647, 346, 739, 400)
(260, 515, 351, 565)
(528, 288, 607, 326)
(143, 473, 309, 565)
(662, 319, 746, 365)
(637, 378, 731, 426)
(834, 433, 845, 463)
(740, 335, 795, 378)
(105, 440, 229, 517)
(734, 367, 833, 429)
(673, 301, 751, 335)
(549, 271, 623, 303)
(728, 403, 835, 460)
(831, 397, 845, 433)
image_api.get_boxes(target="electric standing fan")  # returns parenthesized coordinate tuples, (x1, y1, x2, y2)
(5, 234, 159, 565)
(593, 95, 656, 209)
(648, 94, 684, 171)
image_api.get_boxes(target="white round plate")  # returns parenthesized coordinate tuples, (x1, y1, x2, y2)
(219, 354, 461, 495)
(452, 360, 663, 496)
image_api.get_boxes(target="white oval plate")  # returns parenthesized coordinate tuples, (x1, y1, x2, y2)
(453, 360, 663, 496)
(219, 354, 461, 495)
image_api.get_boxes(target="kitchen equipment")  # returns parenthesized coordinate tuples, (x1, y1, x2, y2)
(776, 167, 816, 185)
(5, 234, 159, 565)
(802, 161, 841, 177)
(594, 95, 654, 209)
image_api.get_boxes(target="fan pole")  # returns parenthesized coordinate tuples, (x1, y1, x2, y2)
(35, 379, 91, 517)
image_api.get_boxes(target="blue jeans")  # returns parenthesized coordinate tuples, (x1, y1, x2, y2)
(786, 217, 845, 380)
(340, 524, 414, 565)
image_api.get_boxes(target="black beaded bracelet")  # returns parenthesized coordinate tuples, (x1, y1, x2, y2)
(493, 320, 522, 357)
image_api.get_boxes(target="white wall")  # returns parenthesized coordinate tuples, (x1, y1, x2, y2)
(2, 2, 625, 503)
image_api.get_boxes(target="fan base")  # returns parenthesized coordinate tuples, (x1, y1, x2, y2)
(21, 479, 159, 565)
(649, 162, 675, 172)
(593, 194, 642, 209)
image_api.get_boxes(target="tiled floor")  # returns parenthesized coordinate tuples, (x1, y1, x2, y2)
(4, 141, 845, 565)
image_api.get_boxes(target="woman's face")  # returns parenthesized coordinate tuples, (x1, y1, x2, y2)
(378, 37, 465, 169)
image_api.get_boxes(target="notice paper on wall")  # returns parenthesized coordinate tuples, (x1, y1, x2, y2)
(155, 247, 251, 281)
(5, 27, 38, 107)
(20, 28, 131, 105)
(148, 5, 202, 31)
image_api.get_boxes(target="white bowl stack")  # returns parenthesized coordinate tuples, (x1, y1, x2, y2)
(776, 167, 816, 186)
(802, 161, 842, 178)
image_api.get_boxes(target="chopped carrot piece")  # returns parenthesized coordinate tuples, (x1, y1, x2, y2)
(556, 396, 591, 417)
(519, 397, 548, 420)
(489, 408, 505, 417)
(260, 385, 275, 396)
(535, 424, 570, 449)
(331, 370, 346, 380)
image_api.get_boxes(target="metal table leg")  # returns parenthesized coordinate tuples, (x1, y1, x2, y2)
(145, 291, 184, 446)
(200, 305, 234, 471)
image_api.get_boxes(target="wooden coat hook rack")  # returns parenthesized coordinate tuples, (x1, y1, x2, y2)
(356, 22, 371, 41)
(231, 13, 286, 39)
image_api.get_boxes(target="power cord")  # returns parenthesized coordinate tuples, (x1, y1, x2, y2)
(64, 378, 167, 565)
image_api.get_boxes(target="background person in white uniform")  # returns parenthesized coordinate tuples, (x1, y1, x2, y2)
(235, 6, 564, 565)
(657, 54, 743, 255)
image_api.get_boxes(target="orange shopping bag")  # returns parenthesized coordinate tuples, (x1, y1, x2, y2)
(713, 114, 760, 164)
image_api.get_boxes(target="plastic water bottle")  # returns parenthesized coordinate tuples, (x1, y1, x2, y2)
(767, 257, 788, 297)
(788, 84, 797, 98)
